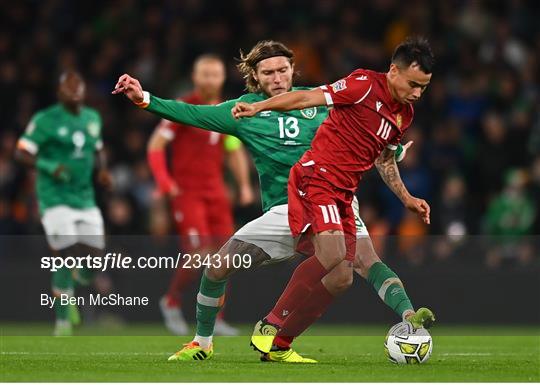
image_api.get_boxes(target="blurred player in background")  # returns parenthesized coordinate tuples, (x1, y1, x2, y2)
(114, 40, 427, 363)
(15, 70, 112, 336)
(232, 37, 436, 356)
(147, 55, 254, 336)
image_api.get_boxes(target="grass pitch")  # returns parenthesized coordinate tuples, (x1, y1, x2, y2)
(1, 324, 539, 382)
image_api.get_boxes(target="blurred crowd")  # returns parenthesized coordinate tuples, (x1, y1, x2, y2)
(0, 0, 538, 268)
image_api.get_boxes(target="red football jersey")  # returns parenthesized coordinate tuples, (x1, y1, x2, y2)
(299, 69, 414, 192)
(157, 92, 227, 192)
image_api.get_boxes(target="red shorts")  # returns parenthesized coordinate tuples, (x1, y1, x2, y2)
(171, 189, 233, 252)
(288, 162, 356, 261)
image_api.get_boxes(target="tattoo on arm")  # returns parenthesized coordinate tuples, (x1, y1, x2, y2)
(375, 148, 411, 203)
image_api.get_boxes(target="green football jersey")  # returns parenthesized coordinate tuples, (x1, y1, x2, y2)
(19, 104, 103, 214)
(145, 88, 327, 212)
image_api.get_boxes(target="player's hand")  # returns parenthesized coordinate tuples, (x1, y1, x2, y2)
(111, 74, 144, 104)
(97, 169, 114, 190)
(153, 181, 180, 199)
(232, 102, 259, 119)
(167, 182, 180, 198)
(53, 164, 70, 182)
(404, 196, 430, 225)
(238, 184, 255, 206)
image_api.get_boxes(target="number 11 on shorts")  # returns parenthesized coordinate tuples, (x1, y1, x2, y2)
(319, 204, 341, 224)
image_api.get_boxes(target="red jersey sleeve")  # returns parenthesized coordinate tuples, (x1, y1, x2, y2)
(319, 70, 373, 107)
(386, 131, 403, 150)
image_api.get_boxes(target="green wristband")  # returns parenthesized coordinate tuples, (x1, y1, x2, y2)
(395, 143, 405, 162)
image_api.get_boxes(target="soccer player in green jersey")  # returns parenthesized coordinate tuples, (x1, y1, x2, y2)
(113, 40, 434, 362)
(16, 70, 111, 336)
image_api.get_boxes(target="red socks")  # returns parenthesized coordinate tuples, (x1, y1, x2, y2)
(273, 280, 334, 349)
(165, 267, 201, 307)
(266, 255, 329, 327)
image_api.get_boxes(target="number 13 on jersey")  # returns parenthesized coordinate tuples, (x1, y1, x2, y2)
(278, 117, 299, 139)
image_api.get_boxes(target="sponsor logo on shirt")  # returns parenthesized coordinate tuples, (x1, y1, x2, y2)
(300, 106, 317, 119)
(331, 79, 347, 93)
(284, 140, 299, 146)
(259, 111, 272, 117)
(58, 126, 68, 137)
(356, 75, 368, 80)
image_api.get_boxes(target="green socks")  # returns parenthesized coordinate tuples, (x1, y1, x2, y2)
(195, 272, 227, 338)
(52, 267, 74, 321)
(73, 266, 95, 286)
(367, 262, 414, 319)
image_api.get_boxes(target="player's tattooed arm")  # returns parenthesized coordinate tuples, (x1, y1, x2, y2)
(375, 148, 412, 203)
(375, 148, 431, 224)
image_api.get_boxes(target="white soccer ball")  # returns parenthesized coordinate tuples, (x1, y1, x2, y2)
(384, 321, 433, 364)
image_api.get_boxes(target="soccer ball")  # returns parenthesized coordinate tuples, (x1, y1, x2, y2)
(384, 321, 432, 364)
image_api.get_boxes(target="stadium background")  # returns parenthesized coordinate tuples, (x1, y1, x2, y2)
(0, 0, 539, 326)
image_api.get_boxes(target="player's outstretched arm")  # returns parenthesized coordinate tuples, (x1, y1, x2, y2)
(112, 74, 238, 135)
(375, 148, 430, 224)
(232, 88, 326, 119)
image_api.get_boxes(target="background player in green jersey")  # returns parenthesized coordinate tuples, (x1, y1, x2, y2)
(16, 70, 112, 336)
(113, 41, 429, 362)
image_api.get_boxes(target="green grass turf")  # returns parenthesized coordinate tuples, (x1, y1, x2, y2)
(1, 324, 539, 382)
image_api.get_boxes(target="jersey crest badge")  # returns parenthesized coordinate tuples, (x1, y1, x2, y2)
(300, 107, 317, 119)
(396, 114, 402, 129)
(331, 79, 347, 93)
(87, 122, 100, 137)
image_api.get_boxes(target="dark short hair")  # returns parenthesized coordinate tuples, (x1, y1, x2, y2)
(237, 40, 294, 93)
(391, 36, 434, 74)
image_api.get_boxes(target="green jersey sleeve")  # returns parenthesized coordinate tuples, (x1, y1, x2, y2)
(145, 95, 240, 136)
(19, 113, 48, 155)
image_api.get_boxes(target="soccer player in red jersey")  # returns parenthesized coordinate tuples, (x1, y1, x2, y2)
(233, 37, 435, 354)
(148, 54, 254, 336)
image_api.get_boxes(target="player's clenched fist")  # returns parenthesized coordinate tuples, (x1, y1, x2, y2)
(111, 74, 144, 104)
(231, 102, 259, 119)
